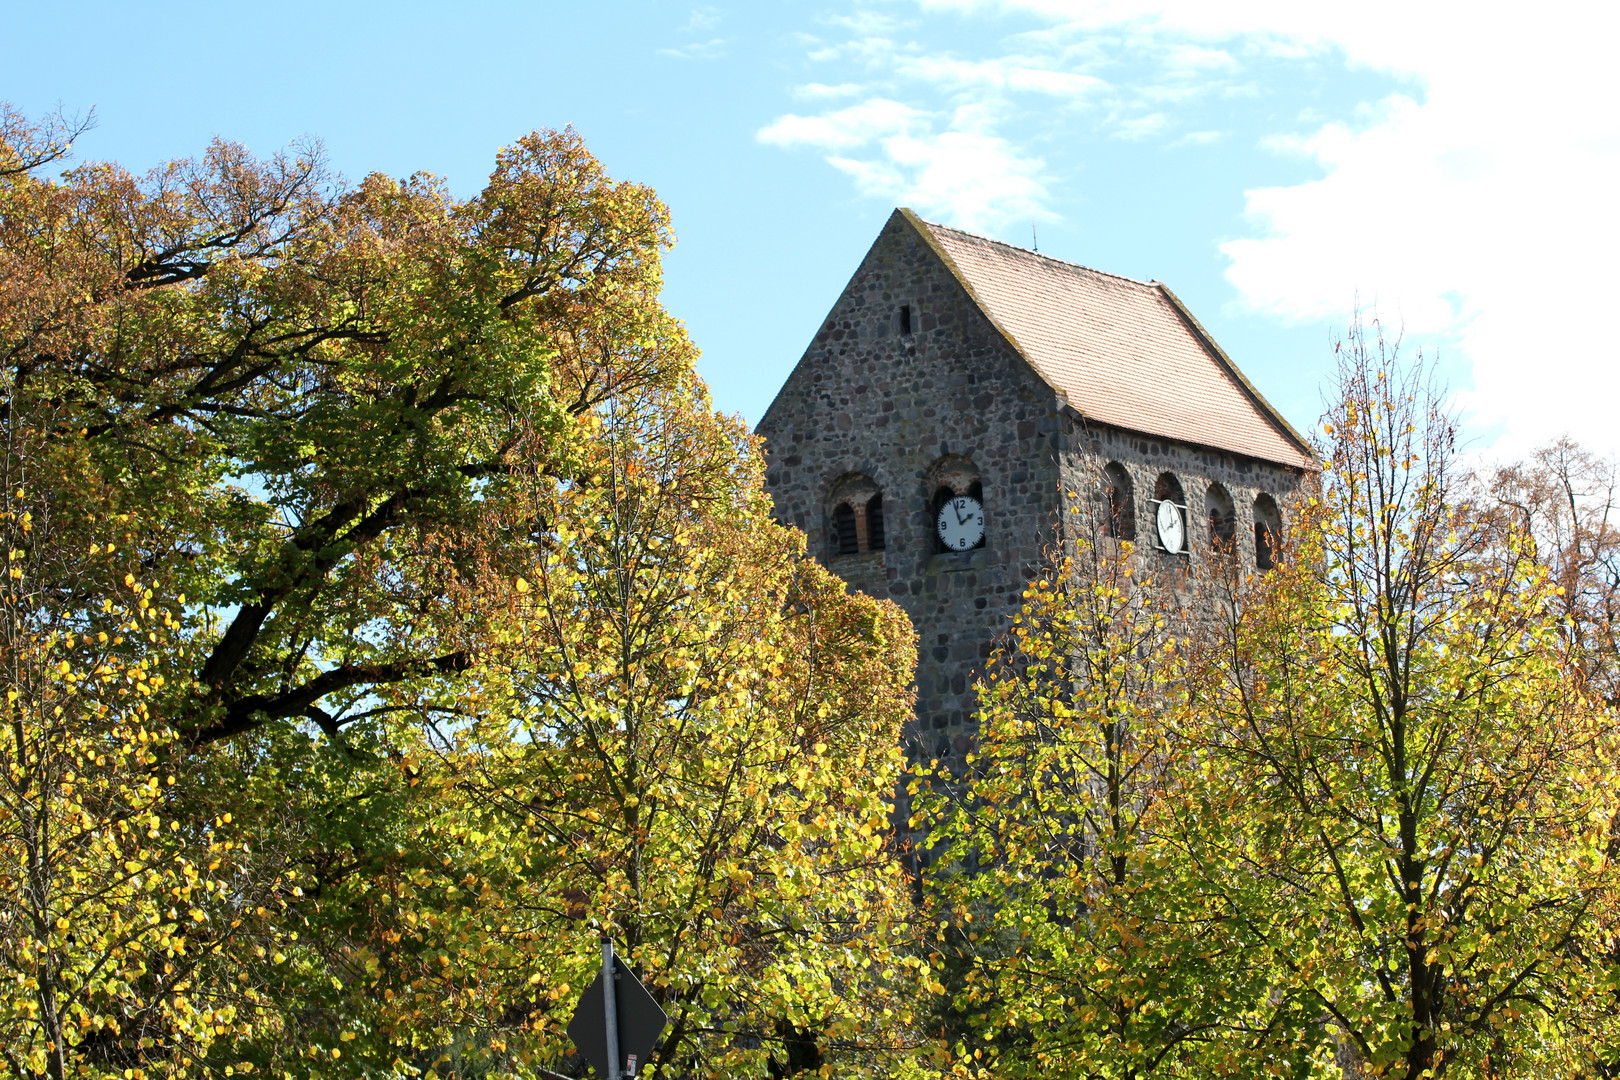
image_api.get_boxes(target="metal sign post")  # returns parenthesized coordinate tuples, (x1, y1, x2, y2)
(601, 937, 621, 1080)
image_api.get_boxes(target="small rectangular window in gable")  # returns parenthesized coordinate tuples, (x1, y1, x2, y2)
(899, 304, 912, 336)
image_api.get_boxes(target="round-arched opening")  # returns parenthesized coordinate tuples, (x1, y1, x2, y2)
(1206, 483, 1236, 554)
(827, 473, 885, 556)
(1151, 473, 1188, 555)
(1254, 492, 1282, 571)
(927, 455, 985, 553)
(1102, 461, 1135, 540)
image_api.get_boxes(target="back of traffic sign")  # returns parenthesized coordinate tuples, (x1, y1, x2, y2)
(567, 953, 668, 1078)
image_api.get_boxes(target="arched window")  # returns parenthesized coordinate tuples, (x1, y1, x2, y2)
(1151, 473, 1188, 555)
(1254, 493, 1281, 571)
(1206, 483, 1236, 554)
(1101, 462, 1135, 540)
(827, 473, 884, 556)
(926, 455, 985, 553)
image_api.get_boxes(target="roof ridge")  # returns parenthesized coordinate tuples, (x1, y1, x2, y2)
(912, 214, 1158, 290)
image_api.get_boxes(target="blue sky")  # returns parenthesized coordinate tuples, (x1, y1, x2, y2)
(8, 1, 1618, 459)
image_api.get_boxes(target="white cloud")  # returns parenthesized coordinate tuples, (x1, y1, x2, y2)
(792, 81, 867, 101)
(1023, 0, 1620, 459)
(1220, 72, 1620, 456)
(1110, 110, 1168, 140)
(659, 37, 729, 60)
(679, 6, 722, 34)
(823, 10, 907, 36)
(1006, 68, 1103, 96)
(1160, 43, 1237, 75)
(777, 0, 1620, 458)
(761, 4, 1270, 239)
(894, 54, 1106, 98)
(662, 2, 727, 59)
(758, 98, 923, 150)
(839, 125, 1053, 232)
(758, 19, 1114, 234)
(760, 98, 1052, 232)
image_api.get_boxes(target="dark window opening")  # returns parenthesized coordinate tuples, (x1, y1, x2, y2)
(1102, 462, 1135, 540)
(834, 503, 859, 555)
(1154, 473, 1184, 504)
(929, 486, 953, 550)
(1207, 483, 1236, 554)
(866, 494, 885, 551)
(1254, 493, 1281, 571)
(899, 304, 913, 335)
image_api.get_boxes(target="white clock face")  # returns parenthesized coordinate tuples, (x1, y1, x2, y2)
(1155, 499, 1185, 554)
(937, 496, 985, 551)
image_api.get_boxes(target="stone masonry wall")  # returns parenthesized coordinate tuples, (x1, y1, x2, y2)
(1056, 418, 1309, 589)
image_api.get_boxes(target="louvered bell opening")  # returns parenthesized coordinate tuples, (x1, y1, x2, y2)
(866, 494, 885, 551)
(834, 503, 859, 555)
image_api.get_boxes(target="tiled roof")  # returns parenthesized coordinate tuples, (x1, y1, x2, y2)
(904, 210, 1315, 470)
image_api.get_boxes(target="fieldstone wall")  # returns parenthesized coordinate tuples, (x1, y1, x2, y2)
(1056, 418, 1309, 589)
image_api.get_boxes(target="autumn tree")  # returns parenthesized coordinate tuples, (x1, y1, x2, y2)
(0, 104, 94, 179)
(1182, 321, 1620, 1078)
(0, 103, 933, 1080)
(920, 320, 1620, 1080)
(0, 106, 687, 1074)
(916, 498, 1298, 1080)
(1487, 438, 1620, 706)
(311, 373, 931, 1078)
(0, 105, 688, 750)
(0, 401, 298, 1080)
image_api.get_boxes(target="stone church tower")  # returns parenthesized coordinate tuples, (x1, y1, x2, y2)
(756, 209, 1315, 768)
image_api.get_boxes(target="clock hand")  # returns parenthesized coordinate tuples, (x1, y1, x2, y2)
(954, 500, 965, 525)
